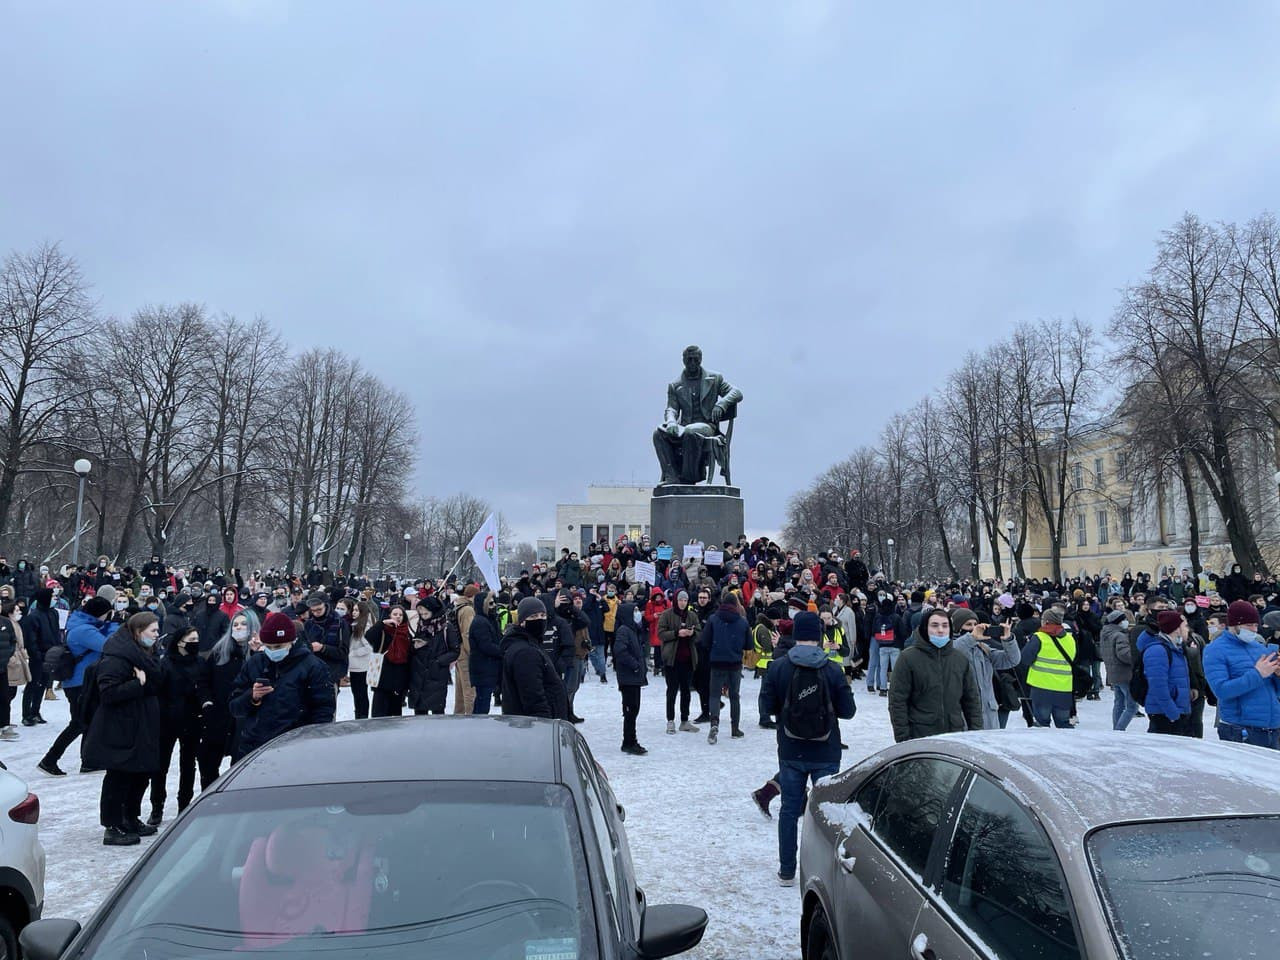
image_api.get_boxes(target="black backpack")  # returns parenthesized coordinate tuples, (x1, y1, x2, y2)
(781, 662, 835, 742)
(44, 641, 82, 683)
(1128, 639, 1171, 707)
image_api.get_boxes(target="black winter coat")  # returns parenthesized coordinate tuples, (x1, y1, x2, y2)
(200, 643, 247, 756)
(193, 603, 230, 652)
(468, 594, 504, 689)
(612, 604, 647, 688)
(407, 619, 459, 714)
(11, 566, 38, 601)
(82, 633, 163, 773)
(302, 611, 351, 684)
(157, 640, 206, 739)
(0, 617, 16, 670)
(229, 643, 336, 759)
(20, 602, 60, 660)
(500, 626, 570, 720)
(163, 603, 194, 644)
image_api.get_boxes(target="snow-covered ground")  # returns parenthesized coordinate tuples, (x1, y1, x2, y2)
(3, 673, 1128, 959)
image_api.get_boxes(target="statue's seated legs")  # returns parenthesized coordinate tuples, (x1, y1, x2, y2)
(654, 422, 720, 485)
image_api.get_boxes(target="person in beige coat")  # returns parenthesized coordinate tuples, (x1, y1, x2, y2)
(452, 585, 478, 715)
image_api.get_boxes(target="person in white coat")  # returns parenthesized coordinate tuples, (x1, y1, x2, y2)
(347, 600, 376, 720)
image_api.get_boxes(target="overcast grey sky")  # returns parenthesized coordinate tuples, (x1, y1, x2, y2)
(4, 1, 1280, 544)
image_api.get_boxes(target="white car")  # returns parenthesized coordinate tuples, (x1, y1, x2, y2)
(0, 765, 45, 960)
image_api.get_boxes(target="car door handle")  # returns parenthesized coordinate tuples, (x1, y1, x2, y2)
(836, 840, 856, 873)
(910, 932, 937, 960)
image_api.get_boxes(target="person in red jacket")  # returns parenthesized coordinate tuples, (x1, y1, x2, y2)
(644, 587, 670, 677)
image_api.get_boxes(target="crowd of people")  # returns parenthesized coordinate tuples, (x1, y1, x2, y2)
(3, 541, 1279, 878)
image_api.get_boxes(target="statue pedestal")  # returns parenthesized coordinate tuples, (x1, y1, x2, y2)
(650, 485, 745, 552)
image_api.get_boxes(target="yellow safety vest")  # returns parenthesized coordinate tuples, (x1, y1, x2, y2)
(1027, 630, 1076, 692)
(824, 626, 846, 665)
(753, 625, 773, 669)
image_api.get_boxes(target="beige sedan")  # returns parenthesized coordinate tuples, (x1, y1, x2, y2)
(799, 729, 1280, 960)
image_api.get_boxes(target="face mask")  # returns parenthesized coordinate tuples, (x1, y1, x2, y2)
(524, 619, 547, 640)
(928, 634, 949, 648)
(140, 634, 157, 648)
(607, 590, 616, 597)
(263, 645, 290, 662)
(1237, 627, 1260, 644)
(1184, 604, 1197, 615)
(114, 600, 127, 611)
(232, 626, 250, 641)
(634, 610, 644, 625)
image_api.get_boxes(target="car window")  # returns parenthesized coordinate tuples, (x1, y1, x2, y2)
(1089, 816, 1280, 960)
(78, 781, 598, 960)
(858, 758, 963, 877)
(941, 775, 1080, 960)
(575, 744, 625, 941)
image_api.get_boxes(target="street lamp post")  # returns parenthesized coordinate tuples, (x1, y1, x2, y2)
(886, 538, 895, 581)
(72, 459, 91, 565)
(310, 514, 323, 564)
(1005, 520, 1016, 582)
(403, 533, 411, 575)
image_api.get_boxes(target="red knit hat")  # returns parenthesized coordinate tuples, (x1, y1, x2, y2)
(260, 611, 296, 645)
(1156, 610, 1185, 635)
(1227, 600, 1260, 627)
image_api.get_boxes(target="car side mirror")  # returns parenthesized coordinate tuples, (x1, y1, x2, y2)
(19, 919, 82, 960)
(637, 904, 707, 958)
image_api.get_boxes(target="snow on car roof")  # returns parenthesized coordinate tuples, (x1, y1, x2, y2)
(924, 729, 1280, 833)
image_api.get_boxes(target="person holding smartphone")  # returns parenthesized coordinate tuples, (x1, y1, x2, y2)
(229, 612, 335, 760)
(951, 610, 1021, 730)
(1203, 600, 1280, 749)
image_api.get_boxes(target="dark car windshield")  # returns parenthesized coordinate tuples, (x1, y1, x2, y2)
(76, 780, 598, 960)
(1088, 816, 1280, 959)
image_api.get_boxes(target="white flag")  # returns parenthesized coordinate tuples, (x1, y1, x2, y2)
(465, 513, 501, 591)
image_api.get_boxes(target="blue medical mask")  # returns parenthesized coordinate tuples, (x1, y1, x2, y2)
(140, 634, 157, 648)
(1236, 627, 1260, 644)
(928, 634, 949, 648)
(263, 645, 290, 662)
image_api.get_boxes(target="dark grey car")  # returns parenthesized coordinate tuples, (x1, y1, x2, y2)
(799, 729, 1280, 960)
(21, 716, 706, 960)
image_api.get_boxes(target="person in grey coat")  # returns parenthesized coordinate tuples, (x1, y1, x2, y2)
(950, 609, 1021, 731)
(1099, 608, 1138, 730)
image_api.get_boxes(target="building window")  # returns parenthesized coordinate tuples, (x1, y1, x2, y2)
(1097, 510, 1109, 545)
(1076, 512, 1087, 547)
(1115, 452, 1128, 482)
(1072, 463, 1083, 490)
(1119, 506, 1133, 542)
(1094, 457, 1104, 487)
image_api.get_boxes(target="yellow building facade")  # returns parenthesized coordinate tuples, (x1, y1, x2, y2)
(979, 429, 1280, 581)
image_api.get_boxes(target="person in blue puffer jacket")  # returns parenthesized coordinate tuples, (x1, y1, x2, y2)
(38, 597, 120, 776)
(1137, 609, 1192, 735)
(1203, 601, 1280, 749)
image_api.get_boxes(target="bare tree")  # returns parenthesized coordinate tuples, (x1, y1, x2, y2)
(95, 304, 217, 559)
(0, 243, 94, 544)
(1137, 214, 1269, 574)
(1007, 318, 1101, 582)
(207, 316, 282, 569)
